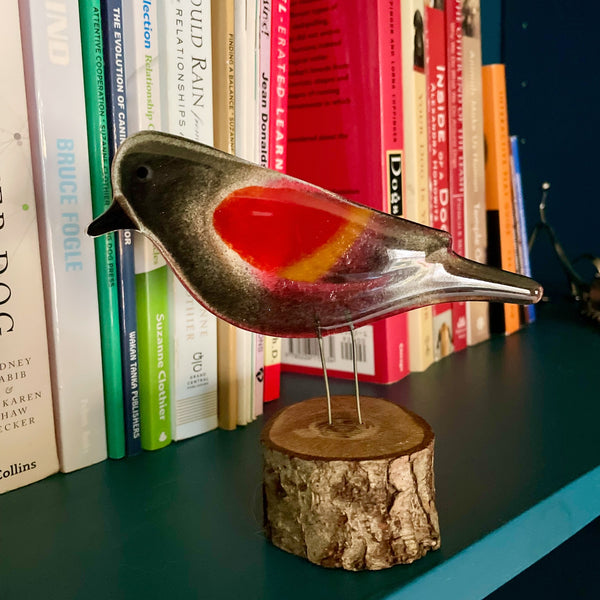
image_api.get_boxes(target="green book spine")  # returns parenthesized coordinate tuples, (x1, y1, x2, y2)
(122, 0, 171, 450)
(79, 0, 125, 458)
(135, 261, 171, 450)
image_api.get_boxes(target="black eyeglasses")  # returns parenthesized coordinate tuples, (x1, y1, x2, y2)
(528, 182, 600, 326)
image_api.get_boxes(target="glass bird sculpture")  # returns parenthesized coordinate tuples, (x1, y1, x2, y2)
(88, 130, 542, 338)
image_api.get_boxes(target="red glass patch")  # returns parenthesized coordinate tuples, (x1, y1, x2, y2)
(213, 186, 351, 273)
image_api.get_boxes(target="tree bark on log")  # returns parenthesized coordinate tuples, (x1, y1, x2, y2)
(261, 396, 441, 570)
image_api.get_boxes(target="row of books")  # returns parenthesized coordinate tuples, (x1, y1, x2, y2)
(1, 0, 533, 495)
(280, 0, 535, 384)
(1, 0, 289, 494)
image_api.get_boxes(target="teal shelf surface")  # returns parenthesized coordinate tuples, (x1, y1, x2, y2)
(1, 303, 599, 599)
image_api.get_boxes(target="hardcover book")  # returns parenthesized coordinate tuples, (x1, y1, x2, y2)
(401, 0, 434, 373)
(20, 0, 107, 472)
(0, 0, 59, 494)
(159, 0, 218, 439)
(283, 0, 410, 385)
(425, 1, 454, 362)
(446, 0, 467, 353)
(79, 0, 126, 459)
(461, 0, 490, 346)
(122, 0, 171, 450)
(482, 63, 521, 335)
(100, 0, 142, 454)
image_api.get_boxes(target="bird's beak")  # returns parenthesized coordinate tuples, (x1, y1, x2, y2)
(442, 250, 543, 305)
(87, 200, 139, 237)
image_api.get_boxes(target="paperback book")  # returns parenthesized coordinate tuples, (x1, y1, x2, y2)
(213, 0, 239, 430)
(122, 0, 171, 450)
(446, 0, 467, 353)
(461, 0, 490, 346)
(482, 63, 521, 335)
(510, 135, 536, 324)
(425, 1, 454, 362)
(20, 0, 107, 472)
(100, 0, 142, 454)
(159, 0, 218, 440)
(0, 0, 59, 493)
(401, 0, 434, 373)
(284, 0, 410, 385)
(79, 0, 126, 459)
(263, 0, 290, 400)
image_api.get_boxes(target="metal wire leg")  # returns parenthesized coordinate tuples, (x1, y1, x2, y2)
(316, 324, 333, 425)
(349, 322, 363, 425)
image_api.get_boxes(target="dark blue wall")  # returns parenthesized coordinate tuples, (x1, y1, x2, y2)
(483, 1, 599, 297)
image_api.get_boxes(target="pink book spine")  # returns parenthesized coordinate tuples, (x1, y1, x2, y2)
(446, 0, 467, 352)
(264, 0, 290, 401)
(425, 4, 454, 361)
(268, 0, 290, 173)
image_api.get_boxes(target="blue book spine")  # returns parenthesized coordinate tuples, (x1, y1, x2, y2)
(101, 0, 142, 455)
(510, 135, 536, 323)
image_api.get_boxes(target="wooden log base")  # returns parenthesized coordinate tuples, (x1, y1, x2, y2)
(261, 396, 441, 570)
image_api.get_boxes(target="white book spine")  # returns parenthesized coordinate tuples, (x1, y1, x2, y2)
(233, 0, 260, 421)
(0, 0, 59, 494)
(461, 0, 490, 345)
(159, 0, 218, 439)
(401, 0, 434, 373)
(19, 0, 106, 471)
(234, 0, 259, 163)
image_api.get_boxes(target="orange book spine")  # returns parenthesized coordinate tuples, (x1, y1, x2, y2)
(482, 64, 520, 335)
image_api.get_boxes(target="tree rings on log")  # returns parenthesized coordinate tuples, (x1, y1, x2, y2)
(261, 395, 441, 570)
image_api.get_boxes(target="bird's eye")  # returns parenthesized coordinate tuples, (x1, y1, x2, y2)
(136, 165, 152, 181)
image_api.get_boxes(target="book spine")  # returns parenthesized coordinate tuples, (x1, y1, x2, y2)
(0, 0, 59, 494)
(216, 320, 238, 430)
(253, 334, 264, 418)
(482, 64, 520, 335)
(212, 0, 239, 429)
(268, 0, 289, 174)
(159, 0, 218, 440)
(19, 0, 107, 472)
(263, 0, 290, 401)
(100, 0, 142, 454)
(236, 329, 253, 425)
(212, 0, 236, 154)
(446, 0, 467, 353)
(79, 0, 126, 459)
(121, 0, 171, 451)
(425, 3, 454, 362)
(401, 0, 434, 372)
(234, 0, 259, 162)
(283, 0, 408, 385)
(461, 0, 490, 346)
(374, 0, 410, 382)
(510, 135, 535, 323)
(258, 0, 272, 168)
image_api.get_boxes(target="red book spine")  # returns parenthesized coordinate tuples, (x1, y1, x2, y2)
(268, 0, 290, 174)
(446, 0, 467, 352)
(264, 0, 290, 400)
(425, 4, 454, 361)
